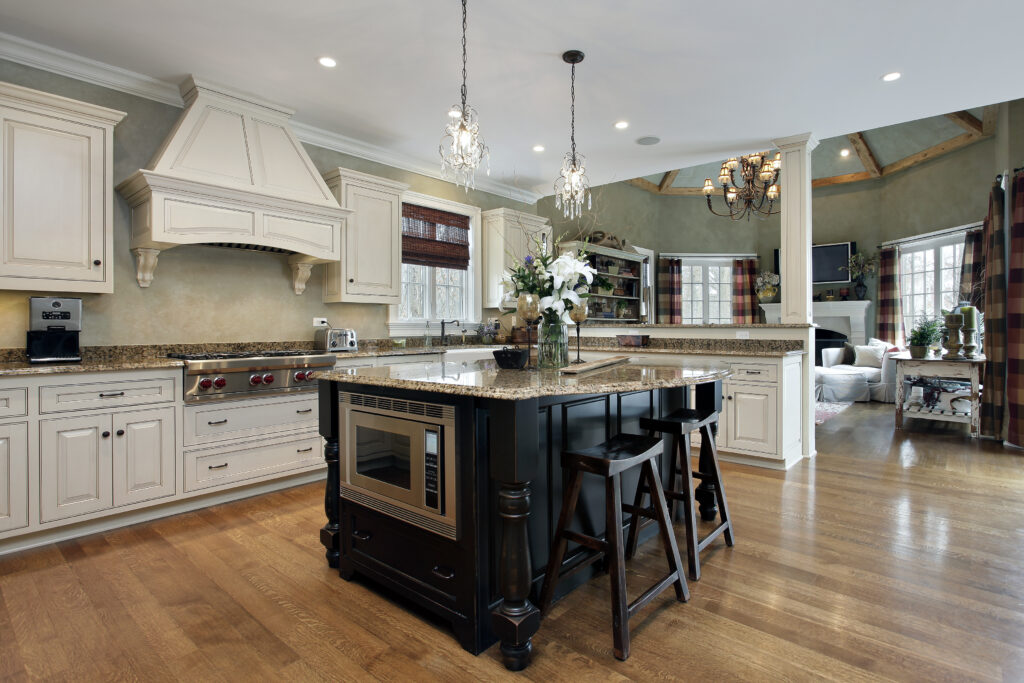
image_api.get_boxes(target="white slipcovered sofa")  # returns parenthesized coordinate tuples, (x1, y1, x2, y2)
(816, 339, 899, 403)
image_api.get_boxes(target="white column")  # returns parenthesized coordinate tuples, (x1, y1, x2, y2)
(772, 132, 818, 460)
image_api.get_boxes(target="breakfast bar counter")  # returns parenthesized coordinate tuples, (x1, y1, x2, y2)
(317, 357, 729, 670)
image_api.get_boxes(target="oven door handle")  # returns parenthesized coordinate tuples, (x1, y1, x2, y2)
(351, 529, 372, 542)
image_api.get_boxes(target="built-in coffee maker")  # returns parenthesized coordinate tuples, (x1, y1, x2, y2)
(27, 297, 82, 363)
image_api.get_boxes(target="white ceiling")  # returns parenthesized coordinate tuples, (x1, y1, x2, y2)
(0, 0, 1021, 200)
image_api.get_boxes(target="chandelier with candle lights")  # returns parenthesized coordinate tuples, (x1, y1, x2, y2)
(439, 0, 488, 190)
(702, 152, 781, 220)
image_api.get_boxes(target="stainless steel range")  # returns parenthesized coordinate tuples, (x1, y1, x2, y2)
(169, 349, 337, 403)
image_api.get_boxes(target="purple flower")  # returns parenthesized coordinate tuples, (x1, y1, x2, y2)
(524, 255, 534, 266)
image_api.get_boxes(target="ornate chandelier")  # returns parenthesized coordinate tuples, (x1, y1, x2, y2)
(439, 0, 488, 190)
(554, 50, 591, 219)
(702, 151, 781, 220)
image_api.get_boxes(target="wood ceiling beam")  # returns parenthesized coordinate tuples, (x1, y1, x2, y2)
(658, 169, 680, 192)
(846, 132, 882, 178)
(659, 186, 706, 196)
(881, 131, 982, 176)
(625, 178, 663, 194)
(946, 110, 984, 135)
(981, 105, 998, 135)
(812, 171, 876, 189)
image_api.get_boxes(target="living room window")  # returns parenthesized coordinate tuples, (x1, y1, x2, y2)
(674, 256, 736, 324)
(899, 234, 964, 333)
(388, 193, 482, 336)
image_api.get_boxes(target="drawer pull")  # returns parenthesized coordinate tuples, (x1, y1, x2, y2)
(745, 370, 762, 375)
(431, 565, 455, 581)
(99, 391, 125, 398)
(296, 446, 314, 453)
(208, 463, 229, 470)
(208, 419, 228, 425)
(352, 529, 372, 541)
(296, 408, 313, 414)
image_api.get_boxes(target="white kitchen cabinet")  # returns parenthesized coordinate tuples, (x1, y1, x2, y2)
(323, 168, 409, 304)
(482, 208, 551, 308)
(724, 382, 777, 454)
(39, 413, 112, 522)
(0, 81, 125, 293)
(112, 407, 176, 507)
(0, 422, 28, 533)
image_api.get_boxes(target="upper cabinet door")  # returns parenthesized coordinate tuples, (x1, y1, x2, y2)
(0, 84, 124, 293)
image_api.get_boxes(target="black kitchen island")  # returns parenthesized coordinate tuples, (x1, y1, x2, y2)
(316, 357, 730, 670)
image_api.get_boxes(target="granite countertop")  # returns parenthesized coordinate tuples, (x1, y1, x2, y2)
(0, 357, 185, 376)
(319, 357, 731, 400)
(584, 322, 814, 329)
(581, 345, 803, 358)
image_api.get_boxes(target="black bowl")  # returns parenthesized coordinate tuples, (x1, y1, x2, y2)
(492, 347, 529, 369)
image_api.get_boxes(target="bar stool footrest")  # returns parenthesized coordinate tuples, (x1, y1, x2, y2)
(696, 521, 730, 552)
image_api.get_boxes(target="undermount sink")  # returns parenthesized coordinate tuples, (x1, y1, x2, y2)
(441, 348, 498, 362)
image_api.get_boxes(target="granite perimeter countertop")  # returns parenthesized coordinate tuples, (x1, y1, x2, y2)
(319, 357, 731, 400)
(0, 357, 185, 376)
(584, 322, 814, 329)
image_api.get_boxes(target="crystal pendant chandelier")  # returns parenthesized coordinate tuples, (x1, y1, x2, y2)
(702, 151, 782, 220)
(554, 50, 591, 219)
(439, 0, 488, 190)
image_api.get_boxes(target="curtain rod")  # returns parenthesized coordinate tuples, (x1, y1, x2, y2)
(877, 221, 982, 249)
(660, 252, 757, 259)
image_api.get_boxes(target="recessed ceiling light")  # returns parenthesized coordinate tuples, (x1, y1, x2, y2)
(636, 136, 660, 146)
(532, 145, 545, 152)
(840, 148, 851, 157)
(614, 121, 629, 130)
(882, 71, 901, 82)
(318, 56, 337, 68)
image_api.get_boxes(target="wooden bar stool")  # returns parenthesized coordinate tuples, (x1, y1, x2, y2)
(538, 433, 688, 661)
(630, 408, 733, 581)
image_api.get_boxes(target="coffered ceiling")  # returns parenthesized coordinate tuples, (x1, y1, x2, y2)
(0, 0, 1021, 201)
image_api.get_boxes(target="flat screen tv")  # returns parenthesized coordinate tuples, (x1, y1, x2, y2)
(772, 242, 856, 284)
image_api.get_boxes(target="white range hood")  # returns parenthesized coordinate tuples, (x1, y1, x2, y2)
(116, 76, 352, 294)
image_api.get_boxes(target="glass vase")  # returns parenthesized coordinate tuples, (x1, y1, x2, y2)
(537, 321, 569, 369)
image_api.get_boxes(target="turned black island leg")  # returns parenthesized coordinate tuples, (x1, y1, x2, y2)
(318, 380, 341, 568)
(489, 399, 541, 671)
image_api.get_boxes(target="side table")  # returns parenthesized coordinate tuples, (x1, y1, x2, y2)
(893, 353, 986, 437)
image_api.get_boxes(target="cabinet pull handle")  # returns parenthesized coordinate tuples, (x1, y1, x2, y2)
(296, 447, 314, 453)
(349, 278, 355, 283)
(101, 431, 111, 438)
(93, 259, 101, 266)
(431, 565, 455, 580)
(352, 529, 371, 541)
(727, 395, 733, 400)
(746, 370, 762, 375)
(116, 429, 125, 437)
(208, 463, 229, 470)
(99, 391, 125, 398)
(208, 419, 228, 425)
(296, 408, 313, 414)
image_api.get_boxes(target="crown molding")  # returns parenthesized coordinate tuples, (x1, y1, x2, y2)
(0, 31, 542, 206)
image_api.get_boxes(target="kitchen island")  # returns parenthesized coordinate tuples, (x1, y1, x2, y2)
(316, 357, 730, 670)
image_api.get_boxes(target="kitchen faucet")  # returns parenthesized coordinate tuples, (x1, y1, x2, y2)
(440, 319, 460, 345)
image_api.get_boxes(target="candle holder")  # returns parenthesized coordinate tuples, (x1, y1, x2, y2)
(943, 313, 963, 359)
(962, 327, 978, 359)
(569, 300, 589, 364)
(516, 293, 541, 368)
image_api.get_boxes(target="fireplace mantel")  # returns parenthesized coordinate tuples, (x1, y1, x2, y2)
(760, 300, 871, 345)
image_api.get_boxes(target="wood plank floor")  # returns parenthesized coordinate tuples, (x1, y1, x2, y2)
(2, 403, 1023, 681)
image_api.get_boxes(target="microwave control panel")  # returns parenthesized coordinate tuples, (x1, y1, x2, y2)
(424, 428, 440, 511)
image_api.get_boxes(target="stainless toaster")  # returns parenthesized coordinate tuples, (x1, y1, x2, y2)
(316, 327, 357, 352)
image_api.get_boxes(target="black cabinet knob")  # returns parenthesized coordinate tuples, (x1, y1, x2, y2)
(349, 278, 354, 283)
(101, 431, 111, 438)
(116, 429, 125, 436)
(93, 259, 101, 266)
(727, 395, 733, 400)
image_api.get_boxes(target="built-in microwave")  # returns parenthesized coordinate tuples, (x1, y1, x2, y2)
(338, 392, 457, 539)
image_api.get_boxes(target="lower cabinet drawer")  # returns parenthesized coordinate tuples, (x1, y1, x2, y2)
(184, 395, 318, 446)
(39, 377, 176, 413)
(185, 433, 323, 492)
(0, 388, 28, 419)
(728, 363, 778, 382)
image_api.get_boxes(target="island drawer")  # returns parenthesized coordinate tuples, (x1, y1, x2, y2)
(0, 388, 28, 418)
(39, 377, 176, 414)
(728, 362, 777, 383)
(184, 395, 318, 445)
(184, 433, 323, 492)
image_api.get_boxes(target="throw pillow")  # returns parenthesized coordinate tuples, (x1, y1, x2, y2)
(854, 344, 885, 368)
(841, 342, 857, 365)
(867, 337, 890, 348)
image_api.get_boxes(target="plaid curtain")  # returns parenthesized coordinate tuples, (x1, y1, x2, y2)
(959, 229, 985, 308)
(657, 258, 682, 323)
(981, 181, 1007, 439)
(1007, 173, 1024, 447)
(731, 258, 759, 323)
(875, 247, 903, 346)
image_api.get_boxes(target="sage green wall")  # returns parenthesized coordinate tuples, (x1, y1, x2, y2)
(0, 58, 534, 349)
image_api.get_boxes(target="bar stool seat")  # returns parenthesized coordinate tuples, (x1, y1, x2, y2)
(632, 408, 734, 581)
(538, 433, 688, 661)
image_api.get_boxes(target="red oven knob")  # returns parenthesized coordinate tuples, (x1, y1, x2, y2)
(213, 377, 227, 389)
(262, 373, 275, 384)
(198, 378, 213, 390)
(249, 374, 263, 385)
(294, 370, 307, 382)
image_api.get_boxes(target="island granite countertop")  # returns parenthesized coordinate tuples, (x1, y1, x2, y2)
(318, 357, 731, 400)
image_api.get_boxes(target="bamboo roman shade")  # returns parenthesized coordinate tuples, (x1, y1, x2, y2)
(401, 204, 470, 270)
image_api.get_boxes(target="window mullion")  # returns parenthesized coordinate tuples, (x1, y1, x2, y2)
(703, 265, 710, 325)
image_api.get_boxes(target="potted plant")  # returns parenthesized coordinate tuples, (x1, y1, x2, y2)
(839, 252, 880, 301)
(907, 318, 942, 359)
(755, 271, 780, 302)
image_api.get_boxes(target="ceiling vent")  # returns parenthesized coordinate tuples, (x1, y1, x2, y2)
(116, 76, 352, 294)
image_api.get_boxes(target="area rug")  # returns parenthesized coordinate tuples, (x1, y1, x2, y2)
(815, 401, 853, 425)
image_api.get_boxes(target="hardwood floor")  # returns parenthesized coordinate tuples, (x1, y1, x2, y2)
(2, 403, 1023, 681)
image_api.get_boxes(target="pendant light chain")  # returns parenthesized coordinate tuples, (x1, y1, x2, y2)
(460, 0, 467, 114)
(569, 62, 577, 165)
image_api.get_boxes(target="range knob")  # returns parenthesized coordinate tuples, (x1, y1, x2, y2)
(198, 378, 213, 390)
(294, 370, 308, 382)
(213, 377, 227, 389)
(249, 374, 263, 386)
(262, 373, 275, 384)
